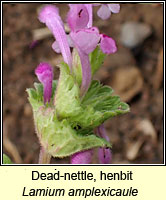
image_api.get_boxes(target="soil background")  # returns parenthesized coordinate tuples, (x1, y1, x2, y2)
(3, 3, 164, 164)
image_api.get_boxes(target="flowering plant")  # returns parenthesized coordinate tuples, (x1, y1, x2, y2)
(26, 4, 129, 164)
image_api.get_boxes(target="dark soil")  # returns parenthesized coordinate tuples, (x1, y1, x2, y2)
(3, 3, 164, 164)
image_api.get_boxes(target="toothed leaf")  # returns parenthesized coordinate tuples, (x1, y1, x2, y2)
(70, 80, 129, 128)
(34, 106, 111, 158)
(26, 80, 58, 111)
(90, 46, 106, 75)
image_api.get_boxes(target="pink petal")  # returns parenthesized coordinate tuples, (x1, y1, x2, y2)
(39, 5, 72, 70)
(35, 63, 53, 103)
(52, 41, 61, 53)
(100, 34, 117, 54)
(67, 4, 89, 32)
(71, 150, 93, 164)
(70, 27, 100, 95)
(52, 35, 74, 53)
(67, 35, 74, 48)
(108, 4, 120, 13)
(97, 4, 111, 20)
(85, 4, 93, 28)
(70, 27, 100, 54)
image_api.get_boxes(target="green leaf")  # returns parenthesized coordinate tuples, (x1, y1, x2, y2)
(34, 106, 111, 158)
(55, 62, 82, 118)
(54, 64, 129, 129)
(82, 80, 113, 106)
(26, 63, 129, 158)
(26, 88, 44, 111)
(70, 80, 130, 128)
(89, 46, 106, 75)
(34, 82, 43, 101)
(3, 154, 12, 164)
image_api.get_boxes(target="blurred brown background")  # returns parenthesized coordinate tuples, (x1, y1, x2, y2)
(3, 3, 164, 164)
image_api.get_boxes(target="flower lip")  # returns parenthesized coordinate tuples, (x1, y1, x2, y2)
(97, 4, 111, 20)
(108, 4, 120, 13)
(100, 34, 117, 54)
(70, 27, 100, 96)
(70, 27, 100, 54)
(97, 4, 120, 20)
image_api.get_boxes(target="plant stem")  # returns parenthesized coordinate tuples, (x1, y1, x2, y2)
(38, 146, 51, 164)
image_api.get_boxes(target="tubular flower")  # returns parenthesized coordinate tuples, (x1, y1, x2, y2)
(67, 4, 94, 96)
(38, 5, 72, 70)
(97, 124, 112, 164)
(35, 62, 53, 103)
(71, 149, 93, 164)
(70, 27, 100, 95)
(97, 4, 120, 20)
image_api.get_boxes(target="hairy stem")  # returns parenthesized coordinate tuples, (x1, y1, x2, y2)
(38, 146, 51, 164)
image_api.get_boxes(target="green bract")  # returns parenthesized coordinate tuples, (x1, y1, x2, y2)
(90, 46, 106, 75)
(27, 58, 129, 158)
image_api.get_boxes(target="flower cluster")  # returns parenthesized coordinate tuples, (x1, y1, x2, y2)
(27, 4, 129, 164)
(39, 4, 117, 96)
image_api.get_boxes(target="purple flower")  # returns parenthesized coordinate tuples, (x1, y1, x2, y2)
(67, 4, 117, 96)
(100, 34, 117, 54)
(67, 5, 96, 96)
(37, 4, 117, 101)
(96, 124, 112, 164)
(38, 5, 72, 70)
(67, 4, 89, 31)
(71, 149, 93, 164)
(97, 4, 120, 20)
(70, 27, 100, 95)
(52, 35, 74, 54)
(70, 27, 100, 54)
(35, 63, 53, 103)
